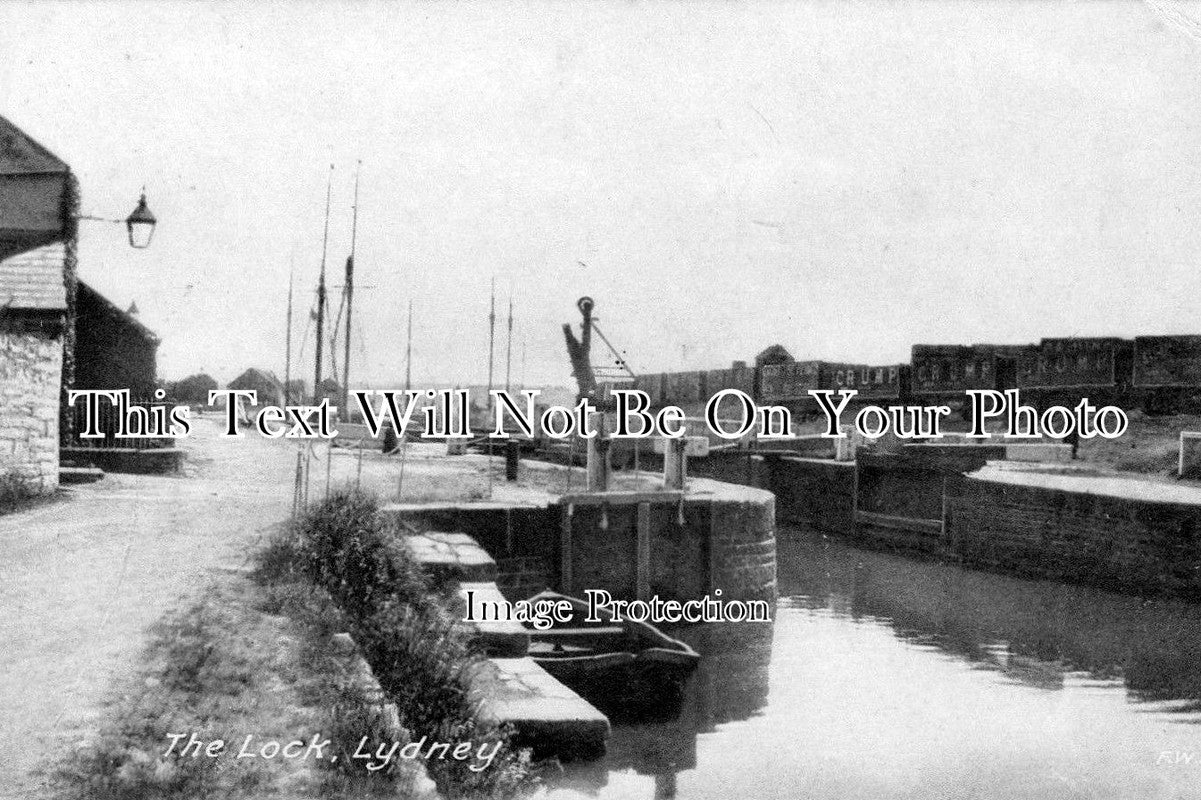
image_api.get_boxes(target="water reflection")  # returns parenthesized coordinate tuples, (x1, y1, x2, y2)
(786, 528, 1201, 714)
(549, 623, 773, 798)
(544, 524, 1201, 800)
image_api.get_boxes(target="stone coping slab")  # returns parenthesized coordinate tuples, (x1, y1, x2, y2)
(970, 462, 1201, 507)
(469, 657, 609, 761)
(403, 531, 497, 582)
(457, 581, 530, 657)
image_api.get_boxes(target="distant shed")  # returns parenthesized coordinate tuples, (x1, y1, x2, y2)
(228, 368, 285, 407)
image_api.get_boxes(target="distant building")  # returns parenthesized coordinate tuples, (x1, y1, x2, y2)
(0, 115, 74, 490)
(755, 344, 794, 368)
(228, 368, 285, 407)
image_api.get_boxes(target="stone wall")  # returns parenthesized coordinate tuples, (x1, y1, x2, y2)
(708, 492, 777, 604)
(0, 324, 61, 491)
(381, 503, 561, 603)
(559, 487, 776, 606)
(753, 455, 854, 531)
(945, 477, 1201, 597)
(494, 555, 553, 601)
(384, 482, 777, 607)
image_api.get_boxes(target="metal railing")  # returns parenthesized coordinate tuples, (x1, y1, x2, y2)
(66, 395, 178, 450)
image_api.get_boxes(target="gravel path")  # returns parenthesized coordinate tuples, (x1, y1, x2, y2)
(0, 419, 298, 799)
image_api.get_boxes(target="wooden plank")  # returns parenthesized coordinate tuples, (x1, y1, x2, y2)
(636, 502, 651, 601)
(854, 509, 943, 535)
(559, 490, 684, 507)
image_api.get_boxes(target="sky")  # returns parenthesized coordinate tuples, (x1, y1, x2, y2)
(2, 0, 1201, 388)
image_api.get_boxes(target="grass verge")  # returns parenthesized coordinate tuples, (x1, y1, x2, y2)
(51, 566, 429, 799)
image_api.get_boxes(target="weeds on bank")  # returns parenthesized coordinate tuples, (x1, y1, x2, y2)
(0, 469, 38, 515)
(276, 490, 534, 799)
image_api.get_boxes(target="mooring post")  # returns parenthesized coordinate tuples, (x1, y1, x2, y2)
(505, 439, 520, 481)
(636, 502, 651, 600)
(663, 437, 687, 489)
(559, 505, 573, 594)
(585, 411, 611, 491)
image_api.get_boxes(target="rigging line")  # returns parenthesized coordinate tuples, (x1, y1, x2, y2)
(354, 315, 369, 390)
(1145, 0, 1201, 41)
(296, 301, 316, 368)
(328, 317, 340, 384)
(591, 322, 638, 377)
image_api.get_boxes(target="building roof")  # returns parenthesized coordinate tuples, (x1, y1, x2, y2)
(0, 241, 66, 312)
(229, 367, 283, 389)
(0, 117, 70, 257)
(0, 115, 68, 175)
(755, 343, 794, 367)
(78, 280, 160, 344)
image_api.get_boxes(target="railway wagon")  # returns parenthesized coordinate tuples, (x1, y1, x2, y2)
(911, 344, 1026, 400)
(701, 368, 729, 401)
(759, 361, 824, 404)
(696, 366, 755, 400)
(633, 372, 666, 405)
(1133, 335, 1201, 387)
(1018, 336, 1128, 401)
(664, 370, 703, 407)
(825, 362, 868, 392)
(843, 363, 908, 401)
(1132, 335, 1201, 413)
(729, 364, 756, 397)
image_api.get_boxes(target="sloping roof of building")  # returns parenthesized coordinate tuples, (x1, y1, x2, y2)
(229, 367, 283, 389)
(78, 280, 160, 343)
(0, 115, 68, 175)
(0, 240, 66, 311)
(755, 343, 794, 367)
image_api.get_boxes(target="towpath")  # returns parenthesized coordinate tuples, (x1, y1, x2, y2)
(0, 419, 298, 799)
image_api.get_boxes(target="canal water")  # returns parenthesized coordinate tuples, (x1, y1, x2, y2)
(542, 523, 1201, 800)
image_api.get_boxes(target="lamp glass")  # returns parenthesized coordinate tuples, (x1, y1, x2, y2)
(126, 193, 157, 249)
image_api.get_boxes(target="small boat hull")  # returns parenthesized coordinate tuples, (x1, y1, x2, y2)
(522, 591, 700, 719)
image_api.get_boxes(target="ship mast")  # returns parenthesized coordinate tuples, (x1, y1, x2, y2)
(284, 263, 294, 406)
(341, 160, 361, 420)
(313, 164, 333, 404)
(505, 289, 514, 394)
(404, 299, 413, 394)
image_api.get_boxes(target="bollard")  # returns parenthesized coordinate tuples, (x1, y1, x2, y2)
(585, 411, 611, 491)
(505, 439, 520, 481)
(663, 437, 687, 489)
(382, 422, 398, 454)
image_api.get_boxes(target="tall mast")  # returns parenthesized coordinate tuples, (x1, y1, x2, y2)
(404, 299, 413, 394)
(284, 264, 294, 406)
(505, 290, 514, 394)
(487, 277, 496, 494)
(342, 160, 361, 420)
(313, 164, 333, 404)
(487, 277, 496, 401)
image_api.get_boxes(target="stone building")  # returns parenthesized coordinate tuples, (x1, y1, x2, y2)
(0, 115, 161, 487)
(0, 116, 73, 491)
(0, 245, 68, 490)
